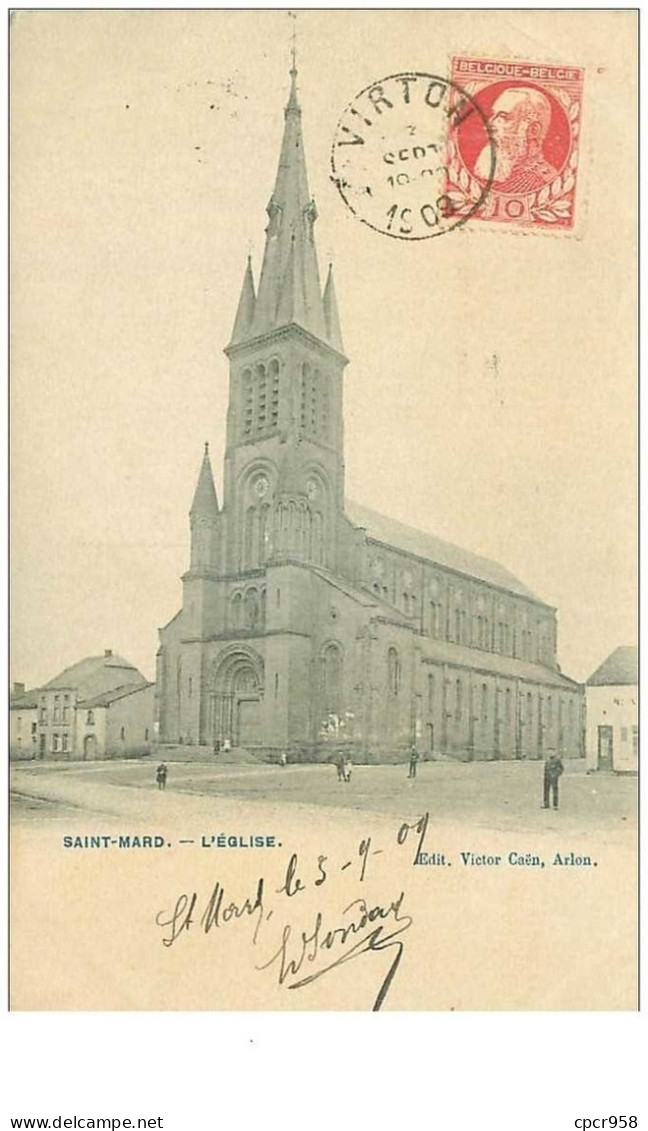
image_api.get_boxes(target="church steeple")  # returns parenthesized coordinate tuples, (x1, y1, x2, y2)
(246, 63, 326, 341)
(230, 257, 256, 346)
(323, 263, 344, 353)
(190, 443, 219, 518)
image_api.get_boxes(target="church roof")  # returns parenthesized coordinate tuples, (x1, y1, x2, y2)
(190, 443, 219, 517)
(587, 645, 638, 686)
(345, 499, 542, 603)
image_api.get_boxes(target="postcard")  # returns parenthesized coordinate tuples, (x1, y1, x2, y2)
(9, 9, 637, 1011)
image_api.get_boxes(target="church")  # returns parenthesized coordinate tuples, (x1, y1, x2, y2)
(154, 65, 584, 763)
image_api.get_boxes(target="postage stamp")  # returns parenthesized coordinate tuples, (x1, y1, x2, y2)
(330, 72, 495, 240)
(445, 56, 585, 230)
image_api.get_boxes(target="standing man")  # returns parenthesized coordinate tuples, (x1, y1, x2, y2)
(542, 751, 564, 810)
(408, 745, 419, 780)
(156, 762, 168, 791)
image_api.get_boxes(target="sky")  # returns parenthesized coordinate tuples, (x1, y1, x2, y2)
(10, 9, 637, 689)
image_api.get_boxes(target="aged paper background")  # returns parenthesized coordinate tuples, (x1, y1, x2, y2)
(10, 9, 637, 1012)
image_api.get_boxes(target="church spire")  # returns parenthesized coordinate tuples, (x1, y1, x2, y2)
(323, 263, 344, 353)
(230, 256, 256, 345)
(190, 442, 219, 517)
(248, 62, 326, 341)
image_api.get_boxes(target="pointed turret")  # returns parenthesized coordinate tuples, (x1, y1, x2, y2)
(229, 257, 256, 346)
(323, 264, 344, 353)
(249, 63, 326, 341)
(190, 443, 219, 518)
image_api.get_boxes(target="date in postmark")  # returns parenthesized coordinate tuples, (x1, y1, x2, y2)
(330, 72, 495, 240)
(445, 56, 584, 230)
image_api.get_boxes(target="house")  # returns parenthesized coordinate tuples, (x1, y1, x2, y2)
(9, 683, 39, 760)
(586, 645, 638, 773)
(12, 649, 154, 761)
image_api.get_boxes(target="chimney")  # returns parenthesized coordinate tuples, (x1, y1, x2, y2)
(12, 681, 25, 698)
(104, 649, 113, 659)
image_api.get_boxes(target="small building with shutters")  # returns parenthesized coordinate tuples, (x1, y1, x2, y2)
(585, 646, 638, 773)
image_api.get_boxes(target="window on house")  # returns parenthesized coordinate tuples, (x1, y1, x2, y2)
(87, 710, 95, 726)
(31, 722, 37, 735)
(52, 734, 59, 753)
(62, 733, 69, 753)
(39, 706, 47, 725)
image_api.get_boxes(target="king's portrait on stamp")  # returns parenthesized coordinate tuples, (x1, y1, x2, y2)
(9, 10, 637, 1012)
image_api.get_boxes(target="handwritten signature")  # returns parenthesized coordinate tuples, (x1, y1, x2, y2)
(155, 812, 428, 1011)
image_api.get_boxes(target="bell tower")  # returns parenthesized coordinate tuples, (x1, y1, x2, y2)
(222, 62, 348, 575)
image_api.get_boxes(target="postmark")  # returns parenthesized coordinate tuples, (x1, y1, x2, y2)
(445, 56, 585, 230)
(330, 72, 495, 240)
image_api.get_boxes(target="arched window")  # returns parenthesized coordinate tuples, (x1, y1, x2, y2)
(387, 647, 401, 696)
(505, 687, 511, 722)
(428, 673, 435, 711)
(321, 643, 343, 715)
(481, 683, 488, 721)
(230, 591, 243, 629)
(455, 678, 463, 721)
(244, 505, 258, 568)
(242, 368, 253, 436)
(258, 503, 271, 563)
(245, 589, 259, 629)
(527, 692, 533, 726)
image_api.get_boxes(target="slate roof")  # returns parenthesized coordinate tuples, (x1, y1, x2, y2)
(78, 682, 154, 709)
(587, 645, 638, 687)
(9, 690, 39, 710)
(42, 653, 148, 701)
(345, 500, 542, 604)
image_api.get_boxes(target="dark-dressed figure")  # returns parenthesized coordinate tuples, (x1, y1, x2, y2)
(408, 746, 419, 779)
(543, 752, 563, 809)
(156, 762, 168, 791)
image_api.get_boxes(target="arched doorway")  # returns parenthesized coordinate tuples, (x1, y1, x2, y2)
(83, 734, 97, 761)
(210, 648, 264, 748)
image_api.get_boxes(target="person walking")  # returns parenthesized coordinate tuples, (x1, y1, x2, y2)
(408, 746, 419, 779)
(334, 751, 345, 782)
(542, 751, 564, 809)
(343, 754, 353, 783)
(156, 762, 168, 791)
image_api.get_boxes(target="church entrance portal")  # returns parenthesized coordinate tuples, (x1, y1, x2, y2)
(210, 649, 264, 748)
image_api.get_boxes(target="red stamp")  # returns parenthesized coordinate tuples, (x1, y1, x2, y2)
(445, 56, 584, 230)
